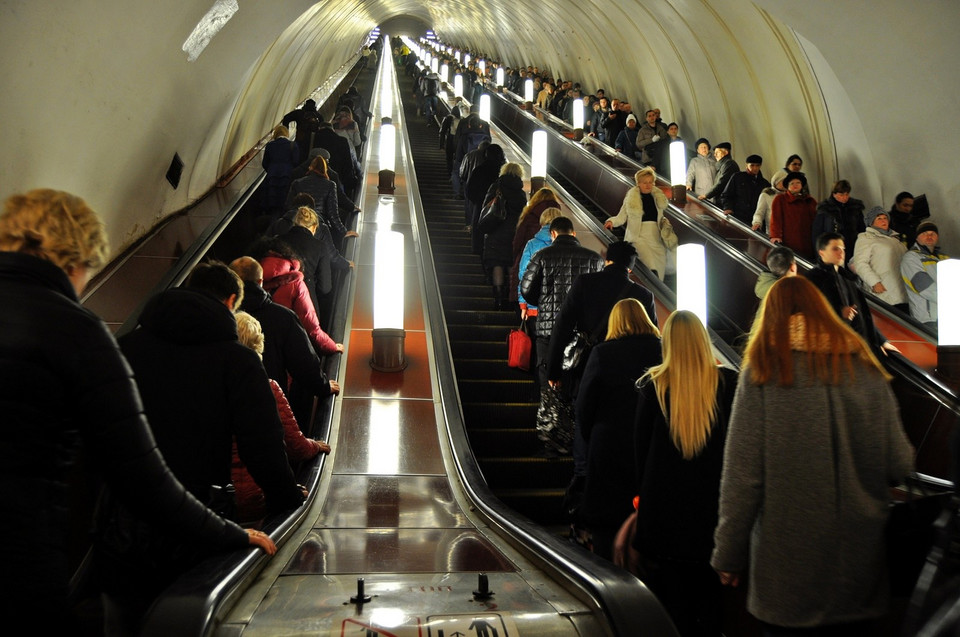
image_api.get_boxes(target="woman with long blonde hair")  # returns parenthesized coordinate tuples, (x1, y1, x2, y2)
(619, 309, 737, 636)
(711, 276, 913, 634)
(574, 298, 662, 560)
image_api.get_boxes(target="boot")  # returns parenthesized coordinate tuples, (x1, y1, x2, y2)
(492, 285, 507, 311)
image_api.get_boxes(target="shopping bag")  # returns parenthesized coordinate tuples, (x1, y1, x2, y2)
(507, 318, 531, 371)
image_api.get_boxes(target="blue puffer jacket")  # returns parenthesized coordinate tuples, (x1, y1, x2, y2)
(518, 225, 552, 308)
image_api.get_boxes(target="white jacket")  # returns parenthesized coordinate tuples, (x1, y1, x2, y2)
(850, 226, 907, 306)
(607, 186, 672, 278)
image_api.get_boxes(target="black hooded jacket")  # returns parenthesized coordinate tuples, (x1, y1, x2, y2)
(119, 288, 304, 513)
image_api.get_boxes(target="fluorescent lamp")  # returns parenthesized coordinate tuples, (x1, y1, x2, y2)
(479, 94, 491, 122)
(939, 259, 960, 345)
(572, 98, 584, 129)
(676, 243, 707, 326)
(440, 63, 449, 84)
(464, 53, 471, 66)
(431, 58, 438, 74)
(531, 130, 547, 178)
(479, 60, 486, 75)
(379, 123, 395, 173)
(374, 230, 405, 330)
(670, 141, 687, 186)
(524, 79, 534, 102)
(496, 67, 504, 87)
(454, 74, 463, 98)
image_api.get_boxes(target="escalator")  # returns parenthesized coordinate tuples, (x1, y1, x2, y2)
(483, 87, 960, 484)
(399, 75, 573, 528)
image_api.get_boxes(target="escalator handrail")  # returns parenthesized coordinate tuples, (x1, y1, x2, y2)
(409, 96, 681, 637)
(135, 59, 369, 637)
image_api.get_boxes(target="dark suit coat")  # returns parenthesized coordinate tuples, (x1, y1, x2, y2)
(547, 264, 658, 380)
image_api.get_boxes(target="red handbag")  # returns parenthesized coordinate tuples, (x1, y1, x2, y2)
(507, 318, 532, 371)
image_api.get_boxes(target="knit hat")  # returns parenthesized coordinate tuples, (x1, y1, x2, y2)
(745, 154, 762, 164)
(770, 169, 789, 190)
(625, 114, 638, 125)
(309, 147, 331, 160)
(782, 171, 806, 189)
(716, 142, 731, 151)
(917, 221, 939, 235)
(694, 138, 710, 149)
(865, 206, 888, 227)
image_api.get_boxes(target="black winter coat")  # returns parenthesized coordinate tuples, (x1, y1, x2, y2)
(519, 235, 606, 338)
(804, 263, 885, 352)
(704, 155, 740, 202)
(241, 282, 332, 398)
(119, 288, 305, 513)
(481, 174, 527, 267)
(547, 265, 659, 379)
(632, 366, 738, 560)
(0, 253, 248, 622)
(575, 334, 663, 528)
(721, 170, 770, 224)
(812, 195, 866, 261)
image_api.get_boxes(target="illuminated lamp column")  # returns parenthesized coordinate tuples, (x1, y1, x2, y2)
(478, 59, 485, 76)
(371, 230, 407, 372)
(479, 94, 491, 123)
(430, 57, 438, 74)
(676, 243, 708, 327)
(530, 130, 548, 195)
(936, 260, 960, 383)
(495, 67, 504, 90)
(669, 140, 688, 204)
(454, 50, 461, 63)
(524, 79, 534, 106)
(454, 74, 464, 99)
(464, 53, 471, 66)
(440, 64, 449, 86)
(377, 121, 396, 195)
(572, 98, 585, 141)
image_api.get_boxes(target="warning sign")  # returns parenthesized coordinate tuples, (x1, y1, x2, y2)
(340, 618, 401, 637)
(424, 614, 516, 637)
(337, 613, 518, 637)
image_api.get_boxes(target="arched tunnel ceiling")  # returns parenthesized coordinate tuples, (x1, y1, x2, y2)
(2, 1, 958, 260)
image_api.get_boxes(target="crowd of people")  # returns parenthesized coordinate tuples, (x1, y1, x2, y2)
(402, 39, 950, 332)
(0, 46, 377, 632)
(397, 40, 933, 636)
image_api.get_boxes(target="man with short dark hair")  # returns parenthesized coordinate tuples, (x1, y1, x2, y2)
(636, 109, 668, 165)
(721, 154, 770, 224)
(755, 245, 797, 299)
(804, 233, 898, 355)
(119, 261, 306, 518)
(889, 191, 928, 248)
(520, 217, 605, 455)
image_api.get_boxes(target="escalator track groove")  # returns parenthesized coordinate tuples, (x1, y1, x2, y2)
(399, 77, 573, 528)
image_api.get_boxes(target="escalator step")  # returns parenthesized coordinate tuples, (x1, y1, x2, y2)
(457, 379, 536, 403)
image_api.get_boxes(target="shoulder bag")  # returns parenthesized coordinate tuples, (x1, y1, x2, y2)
(477, 189, 507, 233)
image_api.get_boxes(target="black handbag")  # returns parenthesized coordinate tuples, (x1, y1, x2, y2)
(477, 189, 506, 233)
(562, 281, 636, 371)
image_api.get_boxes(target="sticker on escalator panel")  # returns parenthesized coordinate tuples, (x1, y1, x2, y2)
(425, 613, 516, 637)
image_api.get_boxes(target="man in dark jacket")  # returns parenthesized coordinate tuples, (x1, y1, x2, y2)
(313, 121, 361, 197)
(803, 232, 897, 357)
(700, 142, 739, 205)
(811, 179, 866, 261)
(230, 257, 341, 428)
(721, 154, 770, 225)
(281, 99, 322, 164)
(546, 240, 659, 503)
(119, 262, 306, 514)
(520, 217, 605, 455)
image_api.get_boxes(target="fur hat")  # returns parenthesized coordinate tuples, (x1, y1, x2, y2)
(770, 169, 789, 189)
(716, 142, 731, 151)
(782, 171, 807, 189)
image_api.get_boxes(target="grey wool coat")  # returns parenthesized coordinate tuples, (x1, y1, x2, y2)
(711, 356, 913, 628)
